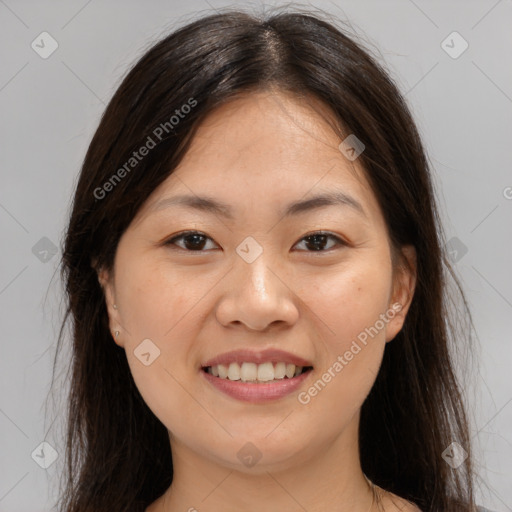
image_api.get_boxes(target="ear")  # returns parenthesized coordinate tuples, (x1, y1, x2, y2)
(97, 267, 124, 347)
(385, 245, 417, 343)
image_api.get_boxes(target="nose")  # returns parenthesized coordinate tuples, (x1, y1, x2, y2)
(215, 253, 300, 332)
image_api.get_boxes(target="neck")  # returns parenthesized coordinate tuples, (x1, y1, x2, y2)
(153, 412, 375, 512)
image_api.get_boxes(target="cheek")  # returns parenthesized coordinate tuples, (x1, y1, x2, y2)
(113, 258, 198, 429)
(294, 257, 392, 416)
(113, 251, 218, 395)
(115, 255, 195, 341)
(297, 258, 393, 346)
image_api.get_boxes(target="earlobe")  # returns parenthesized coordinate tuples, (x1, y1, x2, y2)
(97, 267, 124, 347)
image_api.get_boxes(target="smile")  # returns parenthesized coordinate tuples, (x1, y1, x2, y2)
(203, 361, 313, 383)
(201, 364, 314, 403)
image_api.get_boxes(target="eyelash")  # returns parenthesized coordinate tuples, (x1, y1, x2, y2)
(164, 230, 347, 254)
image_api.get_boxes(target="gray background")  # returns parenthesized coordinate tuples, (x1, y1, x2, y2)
(0, 0, 511, 511)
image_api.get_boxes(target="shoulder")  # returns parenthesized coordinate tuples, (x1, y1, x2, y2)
(381, 493, 494, 512)
(378, 490, 422, 511)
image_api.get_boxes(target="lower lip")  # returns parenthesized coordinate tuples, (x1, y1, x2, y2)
(201, 368, 313, 403)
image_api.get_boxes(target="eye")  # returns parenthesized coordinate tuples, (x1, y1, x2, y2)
(165, 231, 218, 251)
(164, 230, 346, 253)
(293, 231, 347, 252)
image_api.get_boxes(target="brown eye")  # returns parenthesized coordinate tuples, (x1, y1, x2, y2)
(165, 231, 218, 251)
(294, 232, 346, 252)
(165, 230, 346, 253)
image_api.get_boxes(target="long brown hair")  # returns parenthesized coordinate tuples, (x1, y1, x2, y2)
(53, 6, 477, 511)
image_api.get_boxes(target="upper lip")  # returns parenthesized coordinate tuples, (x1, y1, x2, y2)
(202, 349, 313, 368)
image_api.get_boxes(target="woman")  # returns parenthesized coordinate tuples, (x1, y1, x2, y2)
(55, 8, 484, 512)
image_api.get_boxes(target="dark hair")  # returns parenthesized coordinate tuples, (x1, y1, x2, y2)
(54, 6, 477, 512)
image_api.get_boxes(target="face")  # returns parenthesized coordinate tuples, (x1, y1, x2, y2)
(99, 90, 415, 473)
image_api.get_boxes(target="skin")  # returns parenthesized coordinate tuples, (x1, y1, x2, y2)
(99, 89, 419, 512)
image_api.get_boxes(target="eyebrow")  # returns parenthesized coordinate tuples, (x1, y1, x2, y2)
(149, 191, 366, 219)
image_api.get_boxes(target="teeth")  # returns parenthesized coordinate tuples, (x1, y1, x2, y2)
(228, 362, 241, 380)
(274, 362, 286, 379)
(218, 364, 228, 379)
(257, 362, 274, 382)
(207, 362, 308, 382)
(240, 362, 257, 382)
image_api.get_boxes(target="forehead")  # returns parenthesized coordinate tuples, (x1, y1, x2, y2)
(178, 90, 350, 177)
(135, 90, 380, 223)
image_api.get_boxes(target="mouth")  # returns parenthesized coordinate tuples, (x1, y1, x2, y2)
(200, 348, 314, 402)
(201, 362, 314, 383)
